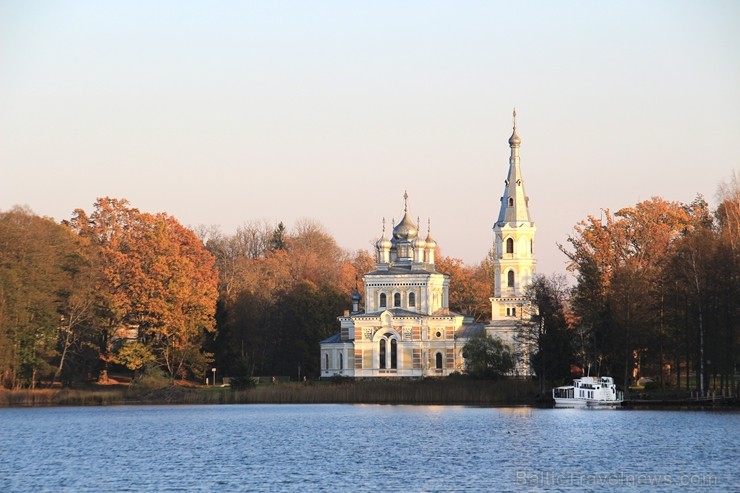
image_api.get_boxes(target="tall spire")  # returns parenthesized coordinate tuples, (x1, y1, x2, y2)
(497, 109, 531, 225)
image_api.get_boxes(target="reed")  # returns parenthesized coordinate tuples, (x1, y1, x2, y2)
(1, 379, 541, 407)
(0, 389, 126, 407)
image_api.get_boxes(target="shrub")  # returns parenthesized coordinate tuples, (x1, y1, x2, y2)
(127, 363, 169, 396)
(229, 376, 257, 390)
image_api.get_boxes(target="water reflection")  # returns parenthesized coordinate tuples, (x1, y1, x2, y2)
(0, 404, 737, 492)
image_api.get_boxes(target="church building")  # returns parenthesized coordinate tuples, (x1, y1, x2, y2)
(320, 111, 536, 378)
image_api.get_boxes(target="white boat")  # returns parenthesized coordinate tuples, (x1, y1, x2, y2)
(552, 376, 623, 407)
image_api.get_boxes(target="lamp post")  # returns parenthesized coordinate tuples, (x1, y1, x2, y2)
(212, 367, 217, 387)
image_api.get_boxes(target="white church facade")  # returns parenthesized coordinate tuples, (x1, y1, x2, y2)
(320, 111, 536, 378)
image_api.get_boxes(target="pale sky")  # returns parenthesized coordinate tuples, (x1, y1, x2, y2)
(1, 1, 739, 276)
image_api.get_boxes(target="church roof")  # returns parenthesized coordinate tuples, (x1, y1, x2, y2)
(365, 264, 440, 276)
(320, 332, 342, 343)
(355, 307, 462, 319)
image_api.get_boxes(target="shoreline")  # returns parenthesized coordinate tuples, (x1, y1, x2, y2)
(2, 381, 737, 409)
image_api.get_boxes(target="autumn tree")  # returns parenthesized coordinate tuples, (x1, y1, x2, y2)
(561, 197, 695, 389)
(71, 198, 218, 381)
(436, 255, 492, 321)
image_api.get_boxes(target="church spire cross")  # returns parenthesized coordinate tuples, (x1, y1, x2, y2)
(508, 107, 521, 148)
(403, 190, 409, 212)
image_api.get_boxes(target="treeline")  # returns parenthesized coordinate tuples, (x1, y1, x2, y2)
(0, 196, 493, 388)
(2, 174, 737, 393)
(0, 199, 219, 388)
(556, 175, 740, 395)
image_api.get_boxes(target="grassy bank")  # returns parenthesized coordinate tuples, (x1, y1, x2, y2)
(0, 379, 542, 407)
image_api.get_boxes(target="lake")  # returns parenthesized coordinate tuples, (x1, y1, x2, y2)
(0, 404, 737, 492)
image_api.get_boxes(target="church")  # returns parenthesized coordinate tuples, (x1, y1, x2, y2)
(320, 111, 536, 378)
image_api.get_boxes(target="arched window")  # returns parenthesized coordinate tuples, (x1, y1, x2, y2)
(390, 339, 397, 369)
(506, 238, 514, 254)
(324, 353, 329, 370)
(435, 352, 443, 369)
(339, 352, 343, 370)
(379, 293, 387, 308)
(408, 292, 416, 307)
(508, 197, 514, 207)
(507, 270, 515, 288)
(393, 293, 401, 307)
(530, 239, 533, 254)
(379, 340, 386, 369)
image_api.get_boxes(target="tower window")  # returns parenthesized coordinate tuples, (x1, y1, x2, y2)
(507, 270, 515, 288)
(394, 293, 401, 307)
(379, 293, 387, 308)
(408, 292, 416, 307)
(506, 238, 514, 254)
(508, 197, 514, 207)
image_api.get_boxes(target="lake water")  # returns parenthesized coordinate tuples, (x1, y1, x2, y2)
(0, 404, 737, 492)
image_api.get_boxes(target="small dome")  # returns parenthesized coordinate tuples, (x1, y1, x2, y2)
(425, 218, 437, 248)
(351, 289, 361, 302)
(412, 234, 427, 249)
(376, 235, 392, 250)
(508, 108, 521, 146)
(508, 128, 521, 147)
(376, 218, 392, 250)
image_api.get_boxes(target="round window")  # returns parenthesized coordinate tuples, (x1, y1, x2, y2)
(435, 331, 442, 338)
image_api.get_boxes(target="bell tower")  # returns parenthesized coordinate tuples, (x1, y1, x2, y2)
(490, 109, 536, 321)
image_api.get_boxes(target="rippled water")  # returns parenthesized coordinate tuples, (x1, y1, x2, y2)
(0, 404, 737, 492)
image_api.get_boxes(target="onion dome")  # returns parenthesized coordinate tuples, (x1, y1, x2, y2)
(411, 216, 427, 249)
(425, 218, 437, 249)
(375, 218, 392, 250)
(351, 289, 361, 303)
(392, 191, 418, 241)
(508, 108, 521, 147)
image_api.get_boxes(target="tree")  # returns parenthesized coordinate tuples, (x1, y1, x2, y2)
(436, 255, 492, 321)
(113, 342, 156, 375)
(0, 207, 85, 388)
(71, 198, 219, 381)
(519, 274, 574, 393)
(462, 333, 514, 379)
(561, 198, 695, 390)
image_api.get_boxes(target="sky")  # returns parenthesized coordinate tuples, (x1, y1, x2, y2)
(1, 1, 739, 277)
